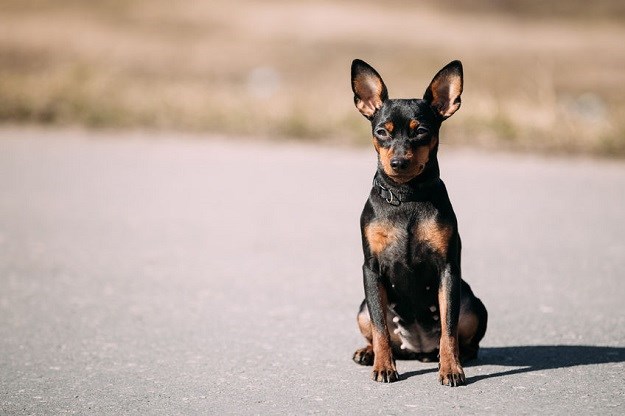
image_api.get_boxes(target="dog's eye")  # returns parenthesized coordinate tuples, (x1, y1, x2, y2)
(416, 127, 429, 136)
(375, 129, 389, 138)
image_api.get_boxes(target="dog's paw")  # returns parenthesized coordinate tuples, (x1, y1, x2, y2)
(371, 359, 398, 383)
(353, 346, 374, 366)
(438, 361, 465, 387)
(372, 368, 399, 383)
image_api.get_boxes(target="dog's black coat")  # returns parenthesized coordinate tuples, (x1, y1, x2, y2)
(351, 59, 487, 386)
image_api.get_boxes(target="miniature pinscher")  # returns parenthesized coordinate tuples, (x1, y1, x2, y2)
(350, 59, 487, 386)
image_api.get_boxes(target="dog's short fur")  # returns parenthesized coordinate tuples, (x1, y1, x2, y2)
(351, 59, 487, 386)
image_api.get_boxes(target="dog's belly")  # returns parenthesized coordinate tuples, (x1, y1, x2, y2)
(379, 260, 441, 354)
(387, 306, 441, 354)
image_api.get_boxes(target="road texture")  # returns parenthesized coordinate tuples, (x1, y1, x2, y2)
(1, 129, 624, 415)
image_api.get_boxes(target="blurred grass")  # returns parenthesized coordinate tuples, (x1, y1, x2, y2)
(1, 0, 624, 155)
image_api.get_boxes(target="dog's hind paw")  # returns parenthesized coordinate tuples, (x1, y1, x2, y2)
(352, 346, 374, 366)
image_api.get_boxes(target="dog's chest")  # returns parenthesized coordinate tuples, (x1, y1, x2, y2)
(364, 210, 449, 270)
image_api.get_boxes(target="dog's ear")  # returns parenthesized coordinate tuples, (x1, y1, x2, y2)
(351, 59, 388, 119)
(423, 60, 463, 120)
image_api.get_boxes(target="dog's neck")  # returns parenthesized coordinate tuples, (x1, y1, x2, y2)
(373, 163, 441, 205)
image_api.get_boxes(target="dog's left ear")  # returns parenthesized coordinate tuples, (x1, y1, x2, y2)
(423, 60, 463, 120)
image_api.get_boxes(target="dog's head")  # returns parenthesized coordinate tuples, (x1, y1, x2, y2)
(351, 59, 463, 184)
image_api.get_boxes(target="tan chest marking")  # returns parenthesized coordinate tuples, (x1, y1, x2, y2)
(365, 221, 399, 255)
(414, 217, 453, 255)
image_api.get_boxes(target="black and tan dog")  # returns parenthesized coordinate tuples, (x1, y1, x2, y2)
(351, 59, 487, 386)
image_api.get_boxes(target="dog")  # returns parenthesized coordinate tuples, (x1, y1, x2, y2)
(350, 59, 487, 386)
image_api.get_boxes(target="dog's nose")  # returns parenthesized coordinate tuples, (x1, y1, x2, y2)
(390, 157, 409, 171)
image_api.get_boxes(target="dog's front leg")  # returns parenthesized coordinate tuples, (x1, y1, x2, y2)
(363, 265, 398, 383)
(438, 263, 465, 386)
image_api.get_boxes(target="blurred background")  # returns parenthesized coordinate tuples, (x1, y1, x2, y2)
(1, 0, 624, 155)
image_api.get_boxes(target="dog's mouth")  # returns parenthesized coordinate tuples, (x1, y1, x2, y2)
(386, 163, 426, 183)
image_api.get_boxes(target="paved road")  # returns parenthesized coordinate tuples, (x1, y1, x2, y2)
(1, 129, 624, 415)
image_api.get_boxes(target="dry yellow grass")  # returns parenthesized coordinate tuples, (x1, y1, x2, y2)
(1, 0, 624, 155)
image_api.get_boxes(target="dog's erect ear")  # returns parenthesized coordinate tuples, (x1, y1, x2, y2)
(351, 59, 388, 119)
(423, 60, 463, 120)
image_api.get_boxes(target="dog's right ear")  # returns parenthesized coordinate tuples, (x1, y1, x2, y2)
(351, 59, 388, 119)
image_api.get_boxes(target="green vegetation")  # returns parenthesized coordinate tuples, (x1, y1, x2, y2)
(1, 0, 624, 156)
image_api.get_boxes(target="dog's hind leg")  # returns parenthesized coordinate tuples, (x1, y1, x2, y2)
(458, 292, 488, 363)
(353, 299, 375, 365)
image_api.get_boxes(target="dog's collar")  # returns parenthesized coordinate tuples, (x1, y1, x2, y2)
(372, 173, 441, 206)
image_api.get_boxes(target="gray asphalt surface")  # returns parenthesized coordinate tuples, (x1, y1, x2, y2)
(1, 129, 624, 415)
